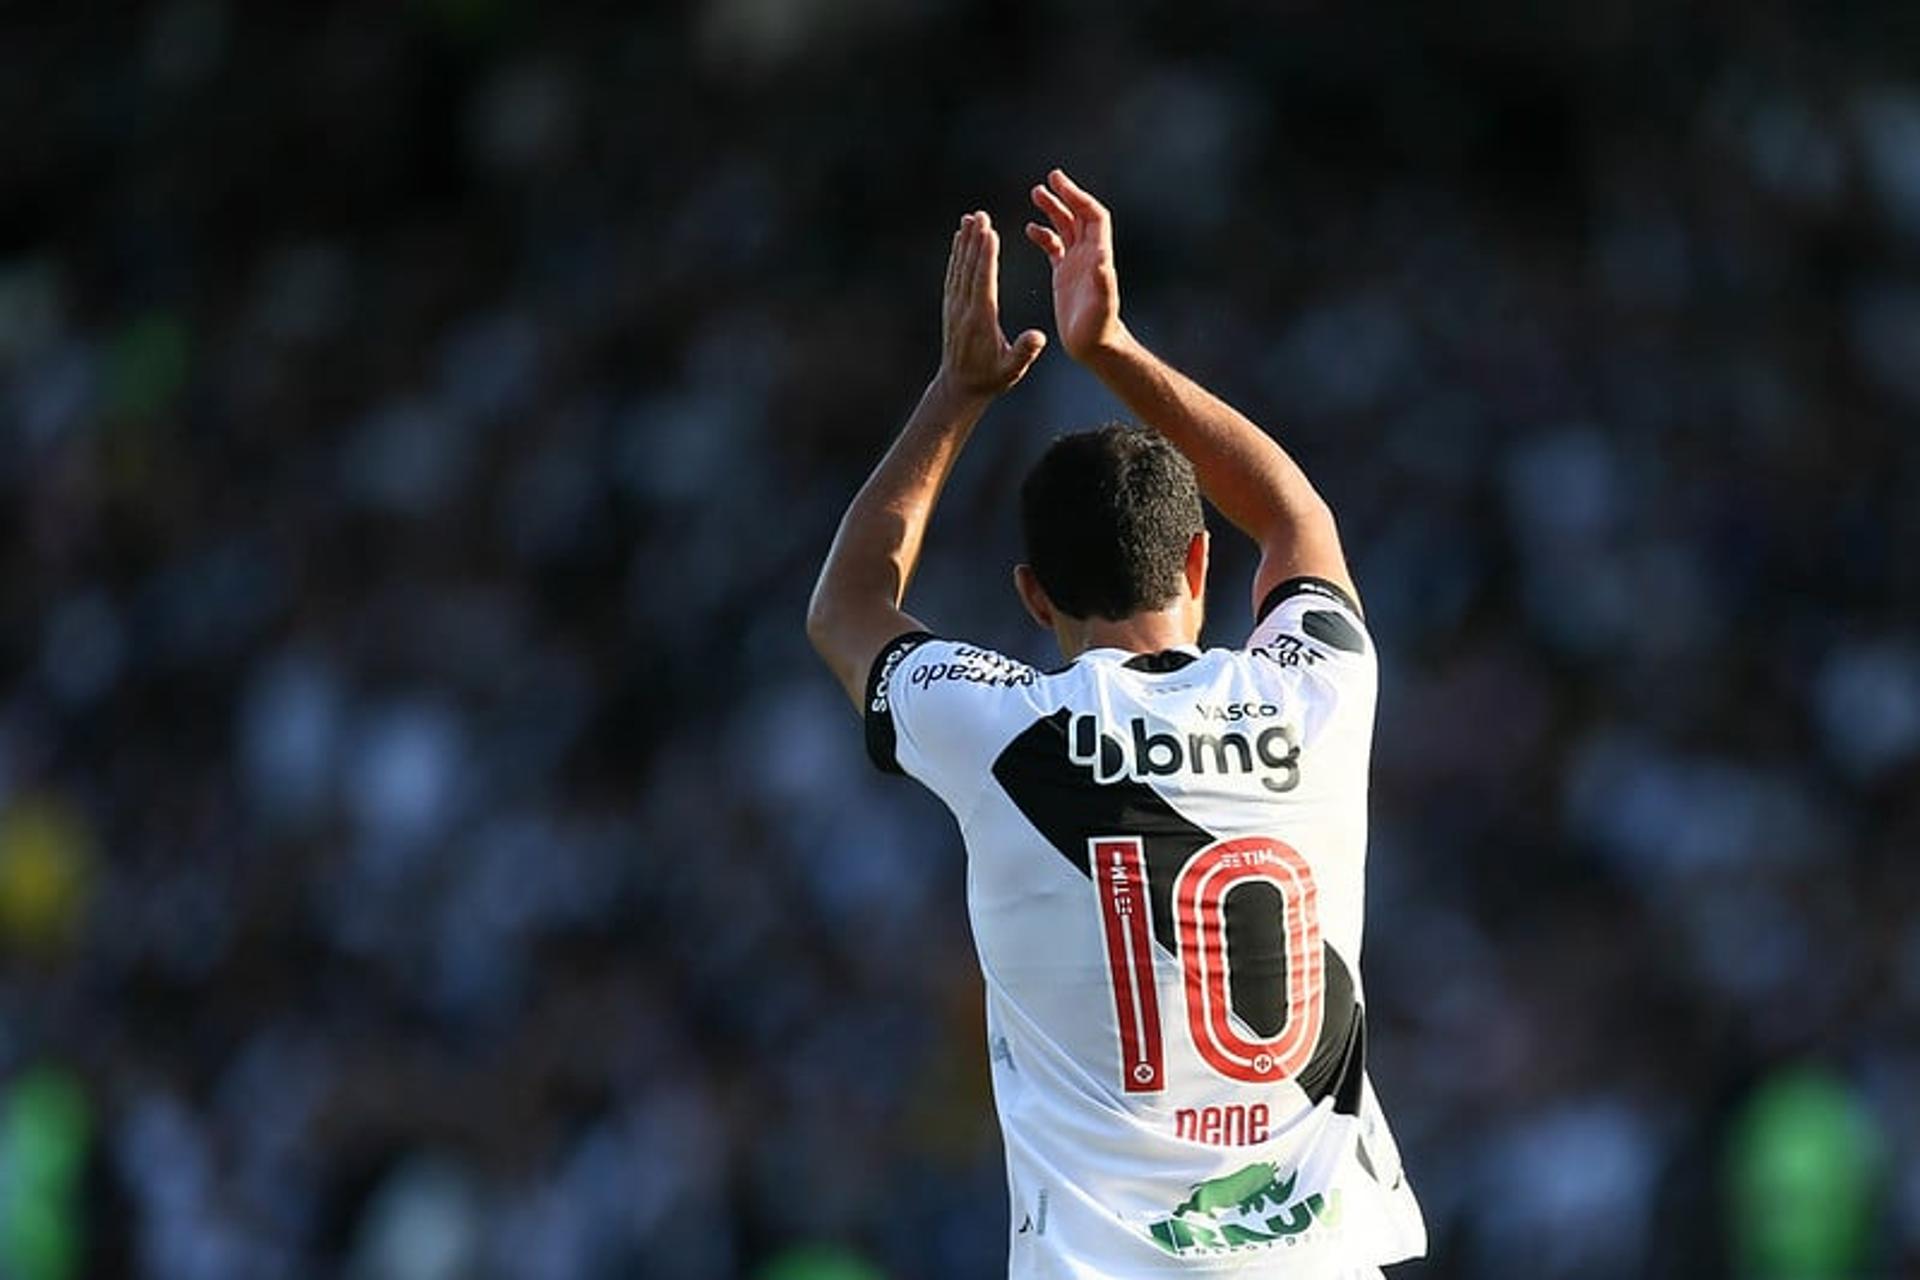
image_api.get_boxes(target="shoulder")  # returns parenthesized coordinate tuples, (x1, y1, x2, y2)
(1234, 576, 1378, 731)
(1245, 576, 1373, 668)
(864, 633, 1046, 776)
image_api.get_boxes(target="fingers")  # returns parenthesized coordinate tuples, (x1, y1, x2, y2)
(945, 220, 965, 298)
(957, 212, 978, 294)
(1025, 221, 1064, 263)
(980, 213, 1001, 313)
(1048, 168, 1106, 223)
(1001, 328, 1046, 387)
(948, 211, 983, 316)
(1031, 183, 1076, 244)
(939, 209, 1051, 396)
(1002, 330, 1047, 384)
(948, 211, 991, 306)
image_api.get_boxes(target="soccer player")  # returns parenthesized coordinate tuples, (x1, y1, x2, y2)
(806, 170, 1426, 1278)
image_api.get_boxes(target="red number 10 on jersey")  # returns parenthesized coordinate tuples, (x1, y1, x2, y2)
(1091, 835, 1324, 1094)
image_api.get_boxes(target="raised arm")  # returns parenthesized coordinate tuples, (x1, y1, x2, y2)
(1025, 169, 1357, 616)
(806, 211, 1047, 707)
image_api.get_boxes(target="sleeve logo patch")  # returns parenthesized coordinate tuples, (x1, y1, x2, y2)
(907, 645, 1036, 691)
(869, 635, 927, 715)
(1250, 635, 1326, 668)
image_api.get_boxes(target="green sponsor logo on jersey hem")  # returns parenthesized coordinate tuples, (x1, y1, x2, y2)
(1146, 1162, 1342, 1257)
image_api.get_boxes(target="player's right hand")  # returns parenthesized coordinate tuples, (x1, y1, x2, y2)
(939, 210, 1048, 400)
(1026, 169, 1125, 362)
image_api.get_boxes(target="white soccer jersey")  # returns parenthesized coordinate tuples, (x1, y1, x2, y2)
(865, 578, 1425, 1278)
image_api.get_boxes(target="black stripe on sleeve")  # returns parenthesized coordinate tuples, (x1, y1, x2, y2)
(1255, 575, 1363, 625)
(1301, 608, 1366, 654)
(863, 630, 936, 775)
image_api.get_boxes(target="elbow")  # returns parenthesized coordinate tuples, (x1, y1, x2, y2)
(1289, 484, 1335, 528)
(1307, 493, 1340, 544)
(1268, 490, 1337, 547)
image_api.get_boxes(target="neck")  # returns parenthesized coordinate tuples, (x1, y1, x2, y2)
(1056, 605, 1198, 661)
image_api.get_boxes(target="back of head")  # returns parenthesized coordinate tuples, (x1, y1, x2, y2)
(1019, 425, 1205, 622)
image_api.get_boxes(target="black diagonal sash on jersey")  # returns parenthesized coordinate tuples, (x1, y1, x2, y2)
(992, 708, 1364, 1113)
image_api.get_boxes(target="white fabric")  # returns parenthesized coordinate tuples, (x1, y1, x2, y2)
(872, 582, 1426, 1277)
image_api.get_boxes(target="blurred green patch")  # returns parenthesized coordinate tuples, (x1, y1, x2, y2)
(0, 1067, 91, 1280)
(104, 311, 191, 422)
(758, 1244, 888, 1280)
(1726, 1067, 1883, 1279)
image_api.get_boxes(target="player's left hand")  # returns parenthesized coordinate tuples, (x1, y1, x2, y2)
(939, 211, 1047, 400)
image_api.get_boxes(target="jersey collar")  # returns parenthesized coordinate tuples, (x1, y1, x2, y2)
(1120, 647, 1201, 672)
(1053, 645, 1203, 673)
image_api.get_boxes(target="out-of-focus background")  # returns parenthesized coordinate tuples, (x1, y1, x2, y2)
(2, 3, 1917, 1278)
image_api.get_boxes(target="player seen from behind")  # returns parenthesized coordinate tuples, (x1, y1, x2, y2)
(806, 169, 1426, 1279)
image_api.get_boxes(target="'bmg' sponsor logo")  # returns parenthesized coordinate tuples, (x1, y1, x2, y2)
(1068, 713, 1300, 793)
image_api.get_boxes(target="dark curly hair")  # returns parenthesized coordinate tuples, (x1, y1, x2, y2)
(1018, 424, 1205, 621)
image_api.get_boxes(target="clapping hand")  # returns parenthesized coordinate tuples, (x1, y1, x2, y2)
(938, 211, 1048, 400)
(1026, 169, 1126, 363)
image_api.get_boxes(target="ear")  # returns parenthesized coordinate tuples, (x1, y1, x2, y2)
(1014, 564, 1055, 629)
(1183, 530, 1209, 601)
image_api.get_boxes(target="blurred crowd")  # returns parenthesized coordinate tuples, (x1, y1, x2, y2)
(2, 3, 1918, 1277)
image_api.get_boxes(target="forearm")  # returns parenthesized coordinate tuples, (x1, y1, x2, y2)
(808, 208, 1044, 706)
(806, 374, 989, 688)
(1084, 325, 1330, 545)
(1026, 167, 1353, 607)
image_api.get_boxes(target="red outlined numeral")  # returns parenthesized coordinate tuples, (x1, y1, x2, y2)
(1174, 836, 1323, 1083)
(1093, 834, 1325, 1092)
(1091, 837, 1166, 1093)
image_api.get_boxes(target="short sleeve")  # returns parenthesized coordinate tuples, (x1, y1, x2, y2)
(863, 632, 1042, 814)
(1246, 576, 1376, 681)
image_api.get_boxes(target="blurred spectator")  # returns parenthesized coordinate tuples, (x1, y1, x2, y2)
(0, 796, 94, 957)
